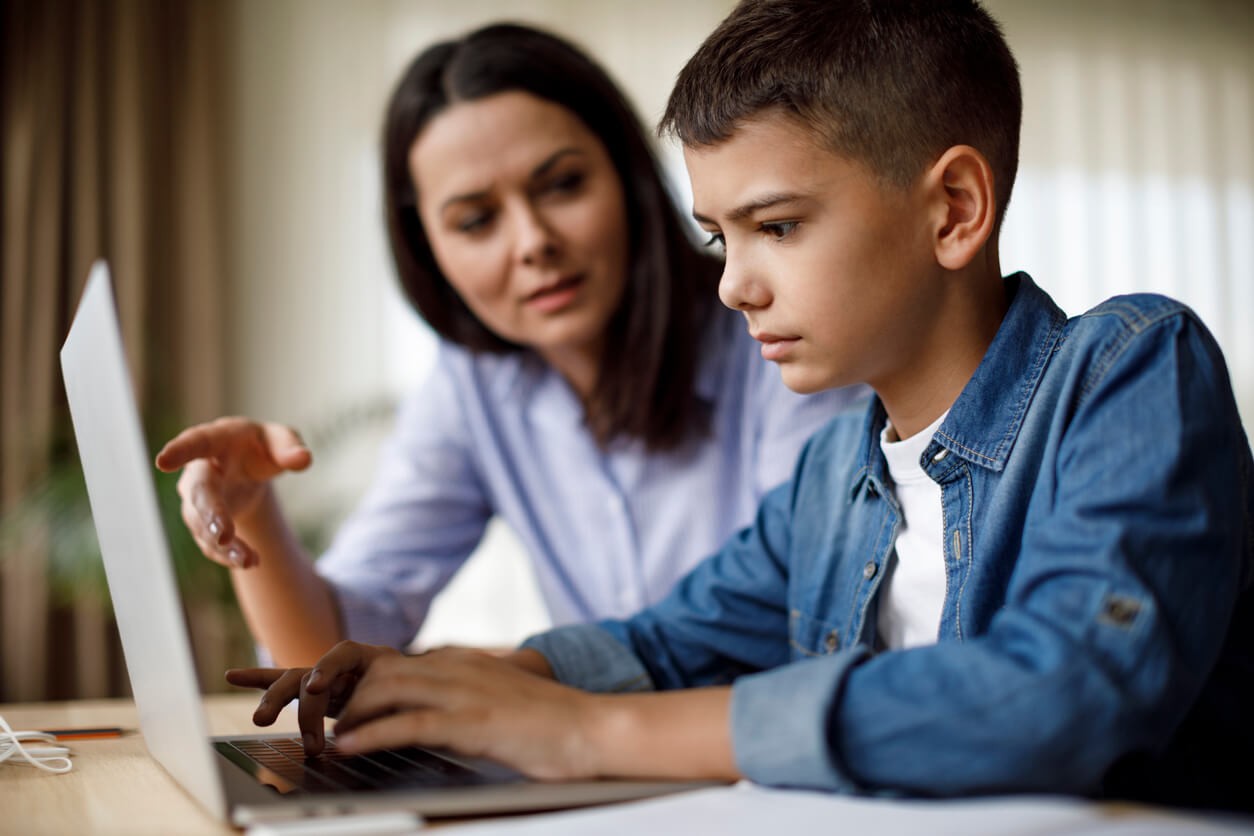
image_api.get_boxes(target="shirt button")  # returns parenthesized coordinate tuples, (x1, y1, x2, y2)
(932, 448, 949, 463)
(863, 561, 877, 580)
(824, 630, 840, 652)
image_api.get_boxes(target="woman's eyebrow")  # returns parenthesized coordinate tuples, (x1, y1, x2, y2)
(440, 189, 490, 213)
(439, 148, 586, 212)
(530, 147, 585, 179)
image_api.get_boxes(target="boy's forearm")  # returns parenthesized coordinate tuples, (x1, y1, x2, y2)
(502, 648, 555, 678)
(580, 687, 741, 781)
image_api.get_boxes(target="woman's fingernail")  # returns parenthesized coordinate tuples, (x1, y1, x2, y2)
(302, 733, 316, 751)
(336, 732, 356, 751)
(307, 670, 322, 689)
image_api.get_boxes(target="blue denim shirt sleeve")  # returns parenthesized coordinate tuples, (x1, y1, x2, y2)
(520, 624, 655, 693)
(730, 648, 871, 789)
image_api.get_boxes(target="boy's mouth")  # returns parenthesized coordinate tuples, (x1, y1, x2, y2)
(752, 331, 800, 361)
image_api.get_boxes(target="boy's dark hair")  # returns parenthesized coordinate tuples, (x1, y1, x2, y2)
(661, 0, 1022, 227)
(383, 23, 720, 450)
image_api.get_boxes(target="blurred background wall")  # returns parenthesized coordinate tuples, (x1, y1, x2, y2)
(2, 0, 1251, 701)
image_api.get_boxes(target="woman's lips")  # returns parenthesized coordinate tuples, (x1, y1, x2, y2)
(525, 274, 584, 313)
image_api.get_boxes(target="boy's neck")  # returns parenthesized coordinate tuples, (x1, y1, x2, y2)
(875, 255, 1008, 441)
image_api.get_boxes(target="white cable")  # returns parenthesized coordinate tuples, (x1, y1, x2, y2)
(0, 712, 73, 773)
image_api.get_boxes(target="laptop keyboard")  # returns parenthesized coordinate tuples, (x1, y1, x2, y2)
(216, 737, 501, 795)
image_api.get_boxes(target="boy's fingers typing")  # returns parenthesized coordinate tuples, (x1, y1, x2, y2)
(297, 671, 332, 755)
(225, 667, 287, 690)
(252, 669, 310, 726)
(335, 710, 449, 756)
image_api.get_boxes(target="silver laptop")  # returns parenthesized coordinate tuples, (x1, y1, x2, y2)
(61, 261, 710, 826)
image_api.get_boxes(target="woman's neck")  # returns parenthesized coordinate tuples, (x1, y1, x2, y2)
(538, 339, 604, 402)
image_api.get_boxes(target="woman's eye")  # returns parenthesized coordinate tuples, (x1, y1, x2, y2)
(456, 212, 492, 233)
(544, 172, 584, 194)
(703, 232, 725, 250)
(761, 221, 799, 240)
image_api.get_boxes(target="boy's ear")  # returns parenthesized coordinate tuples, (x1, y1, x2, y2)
(924, 145, 996, 270)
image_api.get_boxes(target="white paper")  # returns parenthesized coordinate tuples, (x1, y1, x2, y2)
(442, 783, 1251, 836)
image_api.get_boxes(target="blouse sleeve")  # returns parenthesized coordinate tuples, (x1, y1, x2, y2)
(315, 344, 493, 649)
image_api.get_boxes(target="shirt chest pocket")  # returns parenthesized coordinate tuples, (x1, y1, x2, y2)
(789, 608, 844, 659)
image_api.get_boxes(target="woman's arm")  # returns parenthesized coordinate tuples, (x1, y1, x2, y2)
(156, 417, 343, 665)
(159, 350, 493, 665)
(228, 487, 343, 665)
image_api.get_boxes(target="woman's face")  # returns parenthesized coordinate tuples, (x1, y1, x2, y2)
(411, 91, 630, 390)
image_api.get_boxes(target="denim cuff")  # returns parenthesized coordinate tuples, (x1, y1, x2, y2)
(730, 648, 867, 791)
(521, 624, 655, 693)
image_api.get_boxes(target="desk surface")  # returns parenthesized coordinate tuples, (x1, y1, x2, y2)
(3, 695, 1251, 836)
(0, 693, 301, 835)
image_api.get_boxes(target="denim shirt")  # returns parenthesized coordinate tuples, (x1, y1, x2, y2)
(523, 274, 1254, 809)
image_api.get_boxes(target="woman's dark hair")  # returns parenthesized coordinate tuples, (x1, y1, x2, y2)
(383, 23, 721, 450)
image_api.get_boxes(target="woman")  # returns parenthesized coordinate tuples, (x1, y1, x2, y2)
(156, 23, 864, 666)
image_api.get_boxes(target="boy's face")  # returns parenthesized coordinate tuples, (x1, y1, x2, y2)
(686, 115, 938, 395)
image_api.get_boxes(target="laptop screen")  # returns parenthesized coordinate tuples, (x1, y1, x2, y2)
(61, 261, 228, 819)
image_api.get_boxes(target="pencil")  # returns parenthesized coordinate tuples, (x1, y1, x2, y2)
(39, 727, 128, 739)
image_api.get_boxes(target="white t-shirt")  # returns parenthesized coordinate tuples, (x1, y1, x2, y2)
(876, 410, 949, 649)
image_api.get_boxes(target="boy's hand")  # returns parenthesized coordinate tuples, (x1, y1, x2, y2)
(228, 641, 734, 782)
(226, 641, 402, 755)
(330, 647, 598, 780)
(226, 641, 584, 777)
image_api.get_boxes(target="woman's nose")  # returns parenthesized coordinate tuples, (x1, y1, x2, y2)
(513, 203, 560, 267)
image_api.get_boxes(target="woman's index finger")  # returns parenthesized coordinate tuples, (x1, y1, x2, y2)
(154, 426, 217, 470)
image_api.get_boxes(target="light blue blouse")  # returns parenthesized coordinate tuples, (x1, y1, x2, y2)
(317, 304, 868, 649)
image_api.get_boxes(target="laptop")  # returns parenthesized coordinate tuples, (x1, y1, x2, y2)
(61, 261, 712, 826)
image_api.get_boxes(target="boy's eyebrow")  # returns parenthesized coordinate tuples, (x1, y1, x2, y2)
(439, 147, 585, 212)
(692, 191, 811, 225)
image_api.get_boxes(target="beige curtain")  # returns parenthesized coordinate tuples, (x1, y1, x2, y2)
(1, 0, 228, 700)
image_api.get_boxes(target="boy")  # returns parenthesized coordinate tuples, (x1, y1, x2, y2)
(236, 0, 1254, 809)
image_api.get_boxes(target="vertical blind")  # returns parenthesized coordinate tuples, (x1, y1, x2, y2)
(996, 0, 1253, 425)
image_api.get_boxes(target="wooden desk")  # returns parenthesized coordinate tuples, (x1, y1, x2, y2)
(4, 696, 1251, 836)
(0, 694, 299, 835)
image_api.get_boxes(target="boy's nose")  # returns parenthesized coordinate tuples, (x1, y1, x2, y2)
(718, 261, 771, 311)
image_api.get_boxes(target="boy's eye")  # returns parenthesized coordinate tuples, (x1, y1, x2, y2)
(761, 221, 799, 240)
